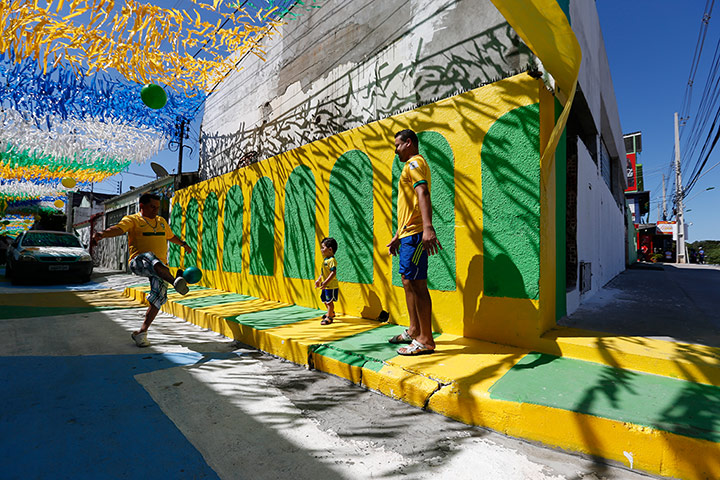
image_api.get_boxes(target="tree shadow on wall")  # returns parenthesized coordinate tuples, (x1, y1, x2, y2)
(199, 19, 535, 179)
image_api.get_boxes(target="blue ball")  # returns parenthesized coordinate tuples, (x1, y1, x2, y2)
(183, 266, 202, 284)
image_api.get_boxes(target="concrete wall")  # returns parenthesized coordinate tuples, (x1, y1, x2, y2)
(563, 1, 627, 315)
(199, 0, 536, 179)
(175, 73, 563, 348)
(566, 136, 625, 315)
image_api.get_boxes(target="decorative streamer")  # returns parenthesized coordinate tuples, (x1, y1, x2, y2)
(0, 181, 67, 201)
(0, 0, 303, 92)
(0, 214, 36, 236)
(0, 108, 165, 166)
(0, 56, 206, 137)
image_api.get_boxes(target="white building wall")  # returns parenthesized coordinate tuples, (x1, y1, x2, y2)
(567, 137, 626, 315)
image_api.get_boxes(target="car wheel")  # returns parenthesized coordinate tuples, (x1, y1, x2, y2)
(80, 273, 92, 283)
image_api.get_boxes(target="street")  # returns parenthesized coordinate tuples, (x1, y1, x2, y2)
(0, 269, 656, 480)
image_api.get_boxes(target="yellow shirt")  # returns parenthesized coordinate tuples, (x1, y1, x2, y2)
(397, 154, 431, 239)
(321, 256, 339, 289)
(115, 213, 174, 264)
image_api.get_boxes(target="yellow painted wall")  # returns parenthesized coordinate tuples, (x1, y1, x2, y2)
(173, 73, 558, 347)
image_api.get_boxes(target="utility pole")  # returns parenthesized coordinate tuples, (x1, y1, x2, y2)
(177, 119, 186, 176)
(661, 174, 667, 221)
(674, 112, 686, 263)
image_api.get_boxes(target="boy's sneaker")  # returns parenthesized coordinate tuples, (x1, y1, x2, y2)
(173, 276, 189, 295)
(131, 331, 150, 347)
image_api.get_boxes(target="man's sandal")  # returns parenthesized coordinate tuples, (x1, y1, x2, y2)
(321, 316, 334, 325)
(388, 329, 412, 344)
(397, 339, 434, 356)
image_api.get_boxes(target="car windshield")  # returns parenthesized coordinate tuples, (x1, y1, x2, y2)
(22, 232, 82, 248)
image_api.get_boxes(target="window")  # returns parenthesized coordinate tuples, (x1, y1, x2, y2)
(106, 207, 128, 226)
(600, 140, 612, 190)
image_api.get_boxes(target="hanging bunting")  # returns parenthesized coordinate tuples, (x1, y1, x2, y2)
(0, 0, 314, 92)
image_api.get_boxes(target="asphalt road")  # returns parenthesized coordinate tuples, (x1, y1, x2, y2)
(0, 269, 657, 479)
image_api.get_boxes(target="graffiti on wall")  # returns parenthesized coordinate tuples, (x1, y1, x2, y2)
(199, 22, 535, 179)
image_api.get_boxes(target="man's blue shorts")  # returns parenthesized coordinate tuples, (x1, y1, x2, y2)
(399, 233, 428, 281)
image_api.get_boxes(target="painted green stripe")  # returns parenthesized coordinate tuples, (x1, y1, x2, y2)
(168, 203, 183, 268)
(201, 192, 219, 271)
(481, 104, 541, 299)
(489, 353, 720, 443)
(175, 293, 257, 308)
(249, 177, 275, 276)
(329, 149, 374, 284)
(283, 165, 316, 280)
(222, 185, 244, 273)
(0, 305, 136, 319)
(184, 199, 199, 268)
(225, 305, 325, 330)
(316, 324, 440, 372)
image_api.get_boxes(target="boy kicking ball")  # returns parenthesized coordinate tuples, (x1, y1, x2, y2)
(314, 237, 339, 325)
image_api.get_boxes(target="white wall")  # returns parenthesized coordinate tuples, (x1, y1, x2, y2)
(567, 137, 626, 315)
(199, 0, 535, 179)
(571, 0, 626, 168)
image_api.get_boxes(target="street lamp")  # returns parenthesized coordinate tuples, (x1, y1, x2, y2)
(684, 186, 716, 204)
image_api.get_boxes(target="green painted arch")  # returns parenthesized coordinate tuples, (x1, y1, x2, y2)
(184, 198, 199, 268)
(222, 185, 244, 273)
(391, 131, 456, 291)
(283, 165, 316, 280)
(249, 177, 275, 276)
(201, 192, 219, 271)
(168, 202, 183, 268)
(481, 103, 541, 300)
(329, 150, 373, 284)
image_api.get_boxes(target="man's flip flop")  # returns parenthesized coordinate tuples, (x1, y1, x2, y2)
(397, 339, 434, 356)
(388, 329, 412, 344)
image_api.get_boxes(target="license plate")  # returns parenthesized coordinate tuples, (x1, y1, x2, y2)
(48, 265, 70, 271)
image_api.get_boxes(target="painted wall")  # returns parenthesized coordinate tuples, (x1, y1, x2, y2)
(566, 136, 625, 315)
(199, 0, 536, 180)
(173, 73, 559, 348)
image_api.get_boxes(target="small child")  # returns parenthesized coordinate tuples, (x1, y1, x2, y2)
(314, 237, 339, 325)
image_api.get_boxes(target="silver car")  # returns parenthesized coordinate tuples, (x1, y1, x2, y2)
(6, 230, 93, 284)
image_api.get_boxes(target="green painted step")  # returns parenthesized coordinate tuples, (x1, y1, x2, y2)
(225, 305, 325, 330)
(489, 352, 720, 443)
(175, 293, 257, 308)
(315, 325, 439, 372)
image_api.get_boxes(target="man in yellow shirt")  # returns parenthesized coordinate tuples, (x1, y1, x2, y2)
(387, 129, 442, 355)
(92, 193, 192, 347)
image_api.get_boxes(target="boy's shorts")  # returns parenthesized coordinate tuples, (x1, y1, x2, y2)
(129, 252, 168, 309)
(321, 288, 339, 304)
(398, 233, 428, 281)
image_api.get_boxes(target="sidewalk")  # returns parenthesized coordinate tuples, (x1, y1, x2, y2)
(123, 264, 720, 480)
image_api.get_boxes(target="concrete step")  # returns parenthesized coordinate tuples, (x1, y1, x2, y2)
(124, 283, 720, 480)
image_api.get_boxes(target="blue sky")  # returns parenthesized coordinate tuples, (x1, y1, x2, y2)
(96, 1, 720, 241)
(597, 1, 720, 241)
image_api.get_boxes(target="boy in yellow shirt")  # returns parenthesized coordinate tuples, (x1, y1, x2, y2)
(314, 237, 339, 325)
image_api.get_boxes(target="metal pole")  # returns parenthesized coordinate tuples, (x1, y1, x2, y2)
(177, 119, 185, 176)
(674, 113, 686, 263)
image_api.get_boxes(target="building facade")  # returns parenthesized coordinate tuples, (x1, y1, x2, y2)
(177, 0, 627, 346)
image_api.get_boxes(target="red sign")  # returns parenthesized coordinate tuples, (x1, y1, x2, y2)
(625, 153, 637, 192)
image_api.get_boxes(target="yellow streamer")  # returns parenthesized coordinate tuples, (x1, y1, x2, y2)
(0, 0, 286, 91)
(490, 0, 581, 185)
